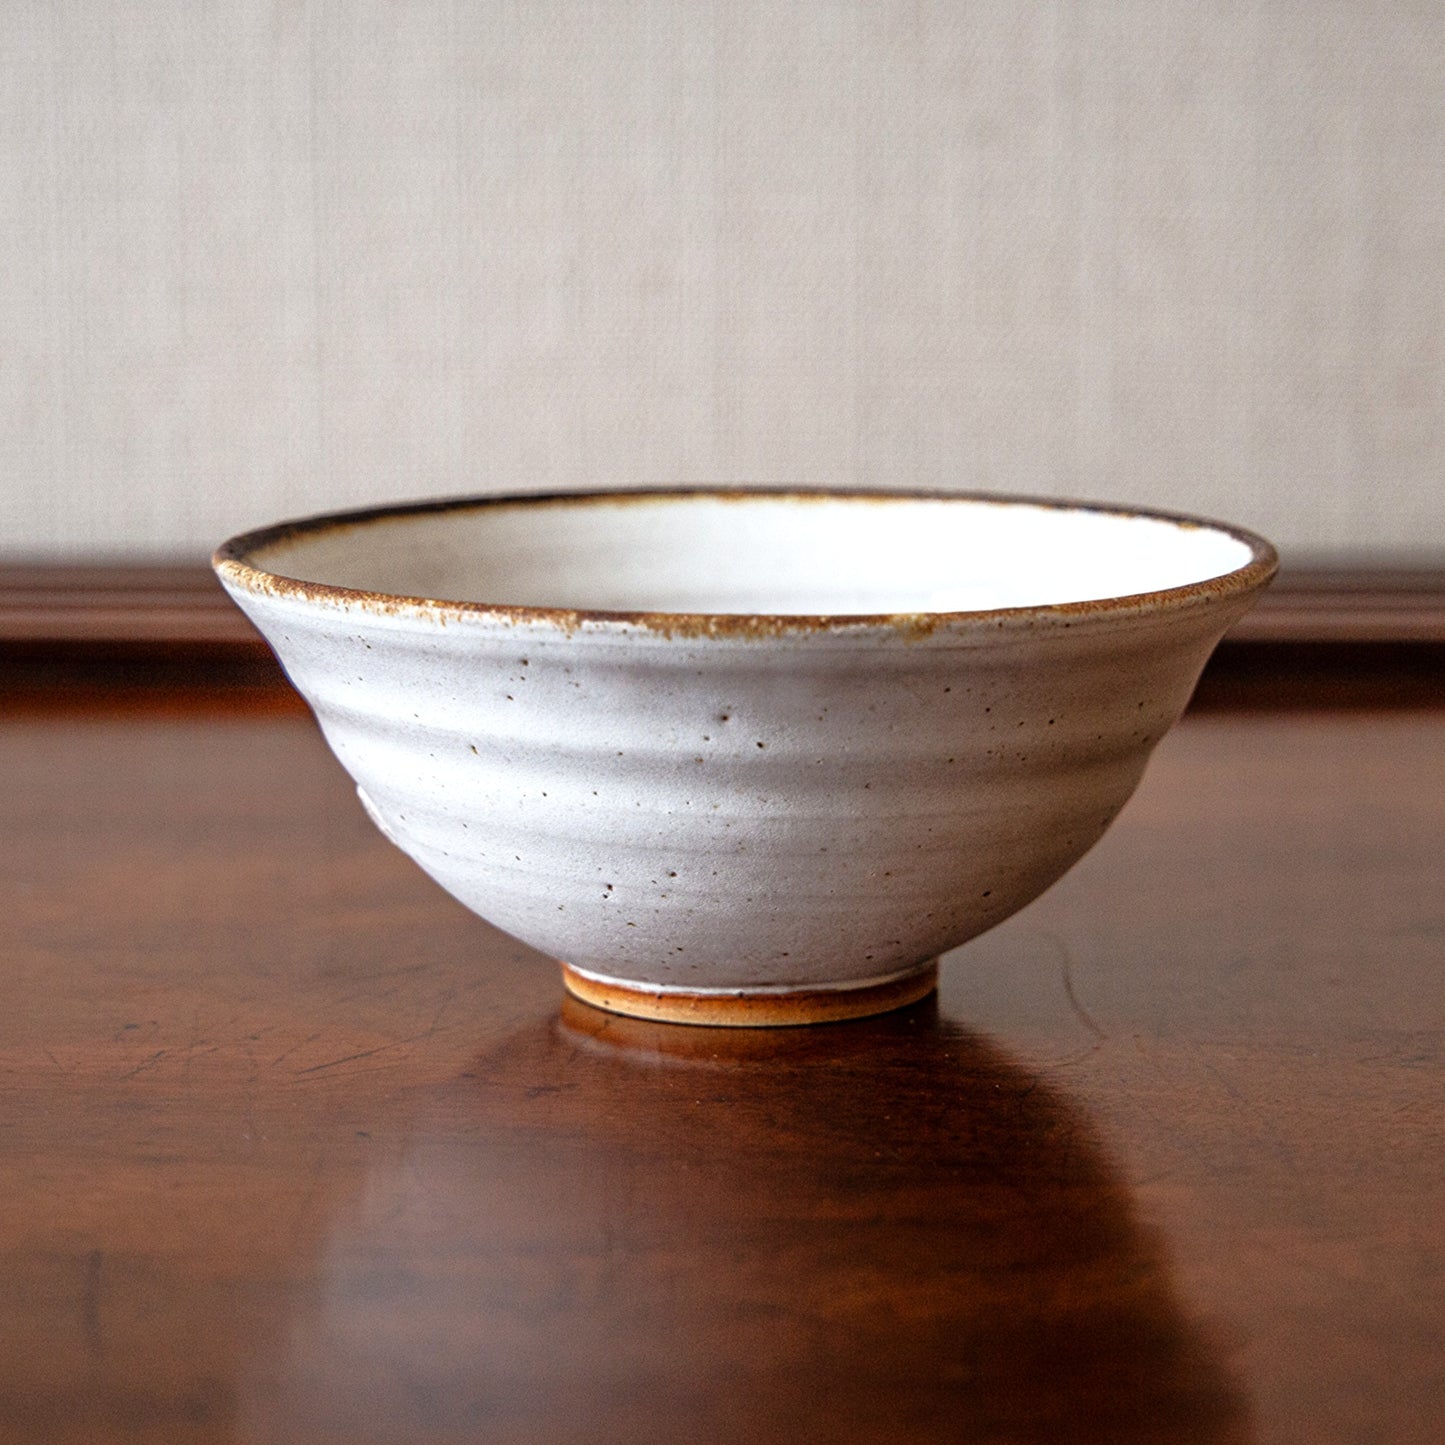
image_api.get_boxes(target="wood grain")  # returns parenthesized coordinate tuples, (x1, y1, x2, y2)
(0, 696, 1440, 1443)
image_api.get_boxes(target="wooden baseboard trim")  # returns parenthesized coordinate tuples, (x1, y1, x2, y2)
(1224, 568, 1445, 644)
(2, 563, 1441, 710)
(0, 565, 259, 647)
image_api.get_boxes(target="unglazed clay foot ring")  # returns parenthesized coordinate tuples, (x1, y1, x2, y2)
(559, 960, 940, 1027)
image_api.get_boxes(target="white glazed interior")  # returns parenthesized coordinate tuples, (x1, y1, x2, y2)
(245, 492, 1259, 615)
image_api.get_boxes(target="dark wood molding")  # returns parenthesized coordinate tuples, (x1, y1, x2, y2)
(0, 564, 261, 647)
(1224, 567, 1445, 644)
(1, 563, 1442, 709)
(0, 565, 284, 712)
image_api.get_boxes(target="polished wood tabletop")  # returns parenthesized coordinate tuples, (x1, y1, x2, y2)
(1, 694, 1441, 1444)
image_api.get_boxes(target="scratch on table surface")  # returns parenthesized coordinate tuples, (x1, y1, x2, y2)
(183, 1010, 203, 1072)
(1203, 1057, 1248, 1104)
(1045, 931, 1109, 1043)
(1201, 1053, 1304, 1183)
(292, 1026, 446, 1077)
(1031, 1043, 1103, 1071)
(270, 1031, 324, 1067)
(117, 1048, 169, 1081)
(1131, 1032, 1175, 1079)
(428, 984, 457, 1035)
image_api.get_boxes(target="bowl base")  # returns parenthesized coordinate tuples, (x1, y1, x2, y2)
(559, 961, 939, 1028)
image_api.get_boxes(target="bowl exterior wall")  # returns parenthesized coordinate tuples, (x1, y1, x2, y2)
(223, 585, 1256, 994)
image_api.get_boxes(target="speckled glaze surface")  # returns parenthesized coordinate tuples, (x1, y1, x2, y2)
(215, 489, 1275, 1024)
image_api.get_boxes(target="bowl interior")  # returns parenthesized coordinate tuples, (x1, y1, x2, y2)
(237, 492, 1262, 615)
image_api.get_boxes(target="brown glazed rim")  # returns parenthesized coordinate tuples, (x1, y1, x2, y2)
(213, 487, 1279, 639)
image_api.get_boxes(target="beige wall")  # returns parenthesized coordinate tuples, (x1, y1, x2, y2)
(3, 0, 1442, 562)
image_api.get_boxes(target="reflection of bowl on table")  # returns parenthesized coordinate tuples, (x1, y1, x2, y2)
(215, 489, 1274, 1025)
(268, 1001, 1247, 1443)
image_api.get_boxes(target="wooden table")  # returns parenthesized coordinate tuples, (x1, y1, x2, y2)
(2, 691, 1441, 1443)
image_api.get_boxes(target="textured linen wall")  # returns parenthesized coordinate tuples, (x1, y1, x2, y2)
(2, 0, 1441, 559)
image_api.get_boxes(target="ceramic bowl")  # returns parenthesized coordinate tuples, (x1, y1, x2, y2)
(215, 489, 1275, 1025)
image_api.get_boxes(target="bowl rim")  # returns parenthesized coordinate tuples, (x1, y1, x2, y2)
(213, 486, 1279, 638)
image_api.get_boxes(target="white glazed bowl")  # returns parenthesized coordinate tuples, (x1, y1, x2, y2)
(215, 490, 1275, 1025)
